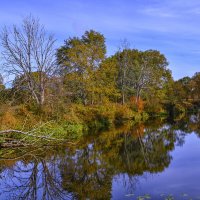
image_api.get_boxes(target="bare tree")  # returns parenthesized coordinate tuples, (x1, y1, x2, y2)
(117, 39, 131, 104)
(1, 15, 56, 107)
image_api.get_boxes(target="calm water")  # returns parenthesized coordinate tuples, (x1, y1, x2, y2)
(1, 114, 200, 200)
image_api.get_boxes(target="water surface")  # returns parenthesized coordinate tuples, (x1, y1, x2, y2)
(0, 114, 200, 200)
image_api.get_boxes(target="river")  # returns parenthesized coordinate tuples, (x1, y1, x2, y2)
(0, 113, 200, 200)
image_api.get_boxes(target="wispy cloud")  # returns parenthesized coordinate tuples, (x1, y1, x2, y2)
(139, 7, 179, 18)
(1, 0, 200, 79)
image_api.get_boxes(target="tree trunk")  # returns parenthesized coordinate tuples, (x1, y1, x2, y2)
(135, 88, 141, 111)
(39, 88, 45, 107)
(122, 91, 125, 105)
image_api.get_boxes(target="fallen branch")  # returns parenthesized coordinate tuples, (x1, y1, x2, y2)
(1, 142, 29, 148)
(0, 129, 64, 141)
(0, 129, 80, 148)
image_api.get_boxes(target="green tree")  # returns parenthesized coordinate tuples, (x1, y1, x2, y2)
(57, 30, 109, 105)
(190, 72, 200, 101)
(0, 74, 8, 104)
(113, 49, 171, 107)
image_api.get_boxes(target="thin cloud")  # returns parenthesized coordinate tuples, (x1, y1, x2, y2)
(1, 0, 200, 79)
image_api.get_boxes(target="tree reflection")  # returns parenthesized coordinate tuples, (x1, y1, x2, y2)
(59, 119, 188, 199)
(1, 113, 200, 199)
(0, 147, 70, 200)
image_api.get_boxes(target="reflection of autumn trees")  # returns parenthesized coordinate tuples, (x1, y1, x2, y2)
(0, 147, 70, 200)
(1, 115, 200, 199)
(60, 146, 113, 200)
(59, 119, 187, 199)
(188, 113, 200, 135)
(161, 112, 200, 145)
(168, 112, 200, 138)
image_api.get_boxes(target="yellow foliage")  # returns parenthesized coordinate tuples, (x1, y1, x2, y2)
(0, 111, 17, 129)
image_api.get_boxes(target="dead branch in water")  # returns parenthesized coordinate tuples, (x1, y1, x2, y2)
(0, 129, 64, 140)
(0, 129, 79, 148)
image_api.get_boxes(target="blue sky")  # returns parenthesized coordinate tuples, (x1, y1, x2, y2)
(1, 0, 200, 80)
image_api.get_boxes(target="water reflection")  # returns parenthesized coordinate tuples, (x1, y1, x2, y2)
(0, 114, 200, 199)
(0, 148, 70, 200)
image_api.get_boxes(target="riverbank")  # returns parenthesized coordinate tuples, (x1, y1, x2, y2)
(0, 103, 149, 147)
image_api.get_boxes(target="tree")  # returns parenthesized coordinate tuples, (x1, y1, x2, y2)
(0, 74, 4, 90)
(94, 57, 119, 103)
(1, 15, 56, 108)
(11, 72, 49, 105)
(128, 50, 169, 104)
(190, 73, 200, 101)
(113, 49, 170, 107)
(116, 40, 131, 104)
(57, 30, 107, 105)
(0, 74, 8, 104)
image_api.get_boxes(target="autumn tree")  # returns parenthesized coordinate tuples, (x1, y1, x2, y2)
(113, 49, 170, 107)
(190, 73, 200, 101)
(0, 74, 8, 104)
(128, 50, 169, 103)
(90, 57, 119, 103)
(57, 30, 112, 105)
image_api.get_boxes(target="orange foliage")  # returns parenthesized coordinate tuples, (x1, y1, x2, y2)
(129, 96, 144, 112)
